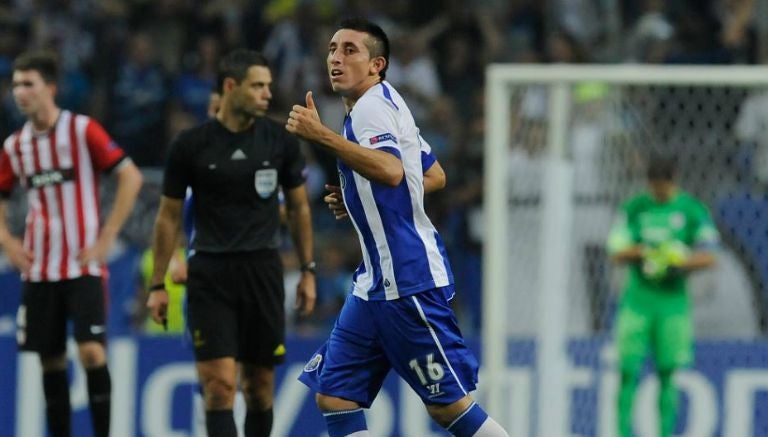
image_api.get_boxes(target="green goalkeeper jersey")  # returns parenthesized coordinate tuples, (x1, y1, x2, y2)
(608, 190, 719, 294)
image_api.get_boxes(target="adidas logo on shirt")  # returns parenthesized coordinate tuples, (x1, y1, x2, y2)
(231, 149, 247, 160)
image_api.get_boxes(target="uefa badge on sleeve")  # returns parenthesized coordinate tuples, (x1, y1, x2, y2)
(304, 353, 323, 372)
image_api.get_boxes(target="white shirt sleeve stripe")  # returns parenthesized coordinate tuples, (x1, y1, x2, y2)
(36, 135, 63, 281)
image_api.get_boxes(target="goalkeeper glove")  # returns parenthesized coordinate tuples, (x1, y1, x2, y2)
(642, 240, 690, 281)
(658, 240, 690, 268)
(642, 247, 669, 281)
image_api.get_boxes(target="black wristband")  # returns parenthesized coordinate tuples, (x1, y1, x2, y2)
(300, 261, 317, 275)
(149, 283, 166, 292)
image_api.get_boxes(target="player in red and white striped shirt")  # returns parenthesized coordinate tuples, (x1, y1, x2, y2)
(0, 51, 143, 437)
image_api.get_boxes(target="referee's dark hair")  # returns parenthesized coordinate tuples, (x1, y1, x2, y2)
(646, 153, 677, 182)
(13, 50, 59, 84)
(218, 49, 269, 85)
(338, 18, 390, 80)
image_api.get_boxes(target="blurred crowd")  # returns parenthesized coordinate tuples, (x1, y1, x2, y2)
(0, 0, 765, 336)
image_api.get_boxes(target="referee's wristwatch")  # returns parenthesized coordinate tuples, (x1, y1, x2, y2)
(300, 261, 317, 275)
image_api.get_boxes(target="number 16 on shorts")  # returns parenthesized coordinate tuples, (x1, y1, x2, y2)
(409, 353, 445, 395)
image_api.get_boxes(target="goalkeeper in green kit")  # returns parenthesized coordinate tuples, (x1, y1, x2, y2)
(606, 154, 719, 437)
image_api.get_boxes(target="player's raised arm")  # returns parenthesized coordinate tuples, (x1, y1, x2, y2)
(287, 91, 403, 186)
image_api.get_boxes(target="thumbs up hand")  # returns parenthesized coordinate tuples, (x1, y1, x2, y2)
(286, 91, 326, 142)
(305, 90, 316, 110)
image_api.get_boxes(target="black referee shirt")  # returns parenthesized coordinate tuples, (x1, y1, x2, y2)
(163, 117, 306, 253)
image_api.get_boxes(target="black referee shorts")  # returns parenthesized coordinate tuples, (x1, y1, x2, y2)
(17, 275, 107, 356)
(186, 250, 286, 365)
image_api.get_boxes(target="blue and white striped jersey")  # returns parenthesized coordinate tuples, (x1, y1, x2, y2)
(339, 81, 453, 301)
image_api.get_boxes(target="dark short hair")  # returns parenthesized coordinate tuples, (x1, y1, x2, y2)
(218, 49, 269, 86)
(13, 51, 59, 84)
(646, 153, 676, 181)
(338, 18, 390, 80)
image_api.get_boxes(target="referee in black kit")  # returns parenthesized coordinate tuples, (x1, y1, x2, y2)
(146, 49, 316, 437)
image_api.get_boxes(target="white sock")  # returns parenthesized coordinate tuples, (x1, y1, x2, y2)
(472, 417, 509, 437)
(346, 432, 370, 437)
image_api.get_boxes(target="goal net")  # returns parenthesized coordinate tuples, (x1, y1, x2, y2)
(482, 65, 768, 437)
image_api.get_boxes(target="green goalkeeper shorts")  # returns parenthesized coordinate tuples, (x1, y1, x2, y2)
(616, 289, 693, 371)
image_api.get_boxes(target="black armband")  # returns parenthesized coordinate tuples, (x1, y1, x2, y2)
(300, 261, 317, 275)
(149, 283, 166, 292)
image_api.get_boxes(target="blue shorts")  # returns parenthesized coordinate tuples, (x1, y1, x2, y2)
(299, 286, 478, 407)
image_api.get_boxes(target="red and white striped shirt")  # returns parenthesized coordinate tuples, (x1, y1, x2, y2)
(0, 110, 126, 282)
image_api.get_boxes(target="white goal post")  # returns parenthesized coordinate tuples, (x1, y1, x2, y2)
(482, 64, 768, 437)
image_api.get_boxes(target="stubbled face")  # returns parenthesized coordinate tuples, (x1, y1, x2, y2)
(12, 69, 55, 117)
(327, 29, 382, 99)
(229, 65, 272, 117)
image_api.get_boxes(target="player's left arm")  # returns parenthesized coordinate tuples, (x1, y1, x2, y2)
(286, 91, 404, 187)
(678, 203, 719, 272)
(83, 160, 143, 262)
(679, 249, 717, 271)
(284, 184, 316, 316)
(423, 160, 446, 193)
(79, 120, 143, 264)
(420, 139, 446, 193)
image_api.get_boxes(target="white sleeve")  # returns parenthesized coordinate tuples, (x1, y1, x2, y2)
(350, 96, 401, 154)
(418, 133, 432, 154)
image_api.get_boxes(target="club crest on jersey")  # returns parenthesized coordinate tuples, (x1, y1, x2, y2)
(304, 353, 323, 372)
(670, 212, 685, 229)
(369, 133, 397, 145)
(254, 169, 277, 198)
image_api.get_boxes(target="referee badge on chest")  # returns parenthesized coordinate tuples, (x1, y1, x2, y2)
(255, 168, 278, 198)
